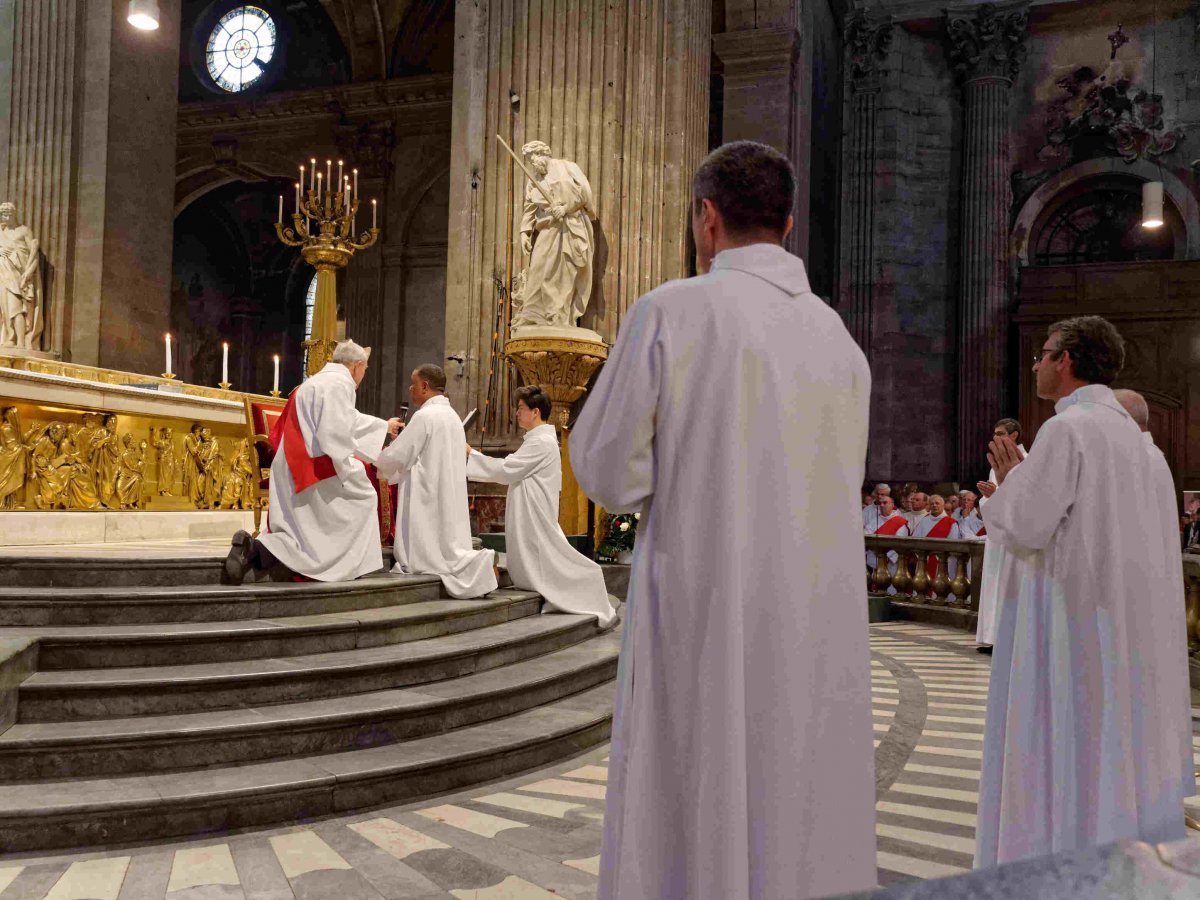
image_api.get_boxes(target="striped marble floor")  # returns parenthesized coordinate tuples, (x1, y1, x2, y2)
(0, 621, 1196, 898)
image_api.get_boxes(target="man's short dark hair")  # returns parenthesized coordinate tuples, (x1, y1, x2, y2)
(995, 418, 1021, 437)
(1048, 316, 1125, 384)
(692, 141, 795, 237)
(414, 364, 447, 392)
(515, 385, 552, 421)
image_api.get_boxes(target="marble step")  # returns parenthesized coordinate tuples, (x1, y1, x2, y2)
(5, 589, 543, 670)
(0, 680, 615, 853)
(0, 632, 621, 779)
(18, 613, 601, 721)
(0, 573, 443, 626)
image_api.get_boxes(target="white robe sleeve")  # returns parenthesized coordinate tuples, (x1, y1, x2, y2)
(948, 521, 962, 539)
(981, 420, 1079, 553)
(569, 298, 665, 513)
(311, 380, 388, 482)
(375, 414, 430, 481)
(466, 442, 546, 486)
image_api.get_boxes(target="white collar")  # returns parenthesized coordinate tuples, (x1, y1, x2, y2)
(420, 395, 450, 409)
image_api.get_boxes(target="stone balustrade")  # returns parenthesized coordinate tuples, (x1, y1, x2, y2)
(864, 535, 986, 611)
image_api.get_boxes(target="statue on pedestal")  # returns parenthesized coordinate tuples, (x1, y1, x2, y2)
(514, 141, 597, 331)
(0, 202, 43, 350)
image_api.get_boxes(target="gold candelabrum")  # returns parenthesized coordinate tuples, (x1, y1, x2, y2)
(274, 159, 380, 376)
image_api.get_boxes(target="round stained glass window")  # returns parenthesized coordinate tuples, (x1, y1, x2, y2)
(206, 6, 276, 93)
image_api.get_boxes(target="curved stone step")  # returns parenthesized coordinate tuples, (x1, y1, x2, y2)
(0, 681, 615, 853)
(18, 613, 601, 720)
(5, 590, 543, 670)
(0, 573, 443, 626)
(0, 632, 620, 779)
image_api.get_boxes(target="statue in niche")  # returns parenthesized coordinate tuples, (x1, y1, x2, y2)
(0, 202, 43, 350)
(150, 427, 177, 496)
(0, 407, 27, 509)
(91, 414, 122, 509)
(218, 438, 255, 509)
(116, 434, 148, 509)
(60, 424, 100, 510)
(514, 141, 597, 332)
(29, 422, 69, 510)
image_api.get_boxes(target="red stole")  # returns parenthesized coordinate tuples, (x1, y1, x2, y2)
(875, 515, 908, 536)
(271, 390, 338, 493)
(925, 515, 955, 582)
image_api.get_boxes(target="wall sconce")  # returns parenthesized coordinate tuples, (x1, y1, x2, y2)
(127, 0, 160, 30)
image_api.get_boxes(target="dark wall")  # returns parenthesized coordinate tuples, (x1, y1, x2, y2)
(807, 0, 843, 302)
(179, 0, 349, 102)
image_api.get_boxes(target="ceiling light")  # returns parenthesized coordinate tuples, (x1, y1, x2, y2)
(1142, 181, 1164, 229)
(127, 0, 159, 30)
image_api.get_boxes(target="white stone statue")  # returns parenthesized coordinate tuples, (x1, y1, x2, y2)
(515, 141, 597, 332)
(0, 202, 43, 350)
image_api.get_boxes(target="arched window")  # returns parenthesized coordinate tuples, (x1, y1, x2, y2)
(302, 274, 316, 378)
(206, 6, 277, 93)
(1029, 175, 1180, 266)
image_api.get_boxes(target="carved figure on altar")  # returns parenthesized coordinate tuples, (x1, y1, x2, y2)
(514, 141, 597, 331)
(30, 423, 68, 510)
(0, 202, 44, 350)
(182, 423, 204, 507)
(197, 426, 223, 508)
(60, 425, 100, 510)
(218, 438, 254, 509)
(150, 427, 177, 495)
(0, 407, 27, 509)
(116, 433, 147, 509)
(92, 414, 122, 509)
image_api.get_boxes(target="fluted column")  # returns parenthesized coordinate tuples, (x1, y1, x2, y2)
(837, 13, 893, 355)
(947, 3, 1028, 478)
(445, 0, 711, 446)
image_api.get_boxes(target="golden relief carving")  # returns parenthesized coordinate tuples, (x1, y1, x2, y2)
(150, 427, 177, 496)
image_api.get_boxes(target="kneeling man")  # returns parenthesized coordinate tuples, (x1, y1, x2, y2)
(467, 386, 616, 628)
(377, 364, 497, 598)
(224, 340, 401, 583)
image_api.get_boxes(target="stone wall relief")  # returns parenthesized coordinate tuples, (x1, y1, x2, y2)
(0, 408, 244, 511)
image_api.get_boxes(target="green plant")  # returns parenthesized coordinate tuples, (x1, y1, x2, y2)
(598, 512, 639, 559)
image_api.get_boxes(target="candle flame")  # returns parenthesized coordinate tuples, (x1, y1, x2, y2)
(274, 354, 280, 362)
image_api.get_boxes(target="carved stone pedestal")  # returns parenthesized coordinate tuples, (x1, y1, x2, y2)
(504, 332, 608, 536)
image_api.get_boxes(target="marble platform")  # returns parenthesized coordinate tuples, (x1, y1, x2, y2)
(0, 511, 254, 547)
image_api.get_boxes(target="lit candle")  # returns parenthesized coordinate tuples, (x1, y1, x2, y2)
(310, 158, 316, 192)
(165, 333, 172, 375)
(299, 165, 304, 202)
(277, 194, 283, 223)
(326, 159, 331, 190)
(372, 198, 377, 230)
(337, 159, 343, 191)
(294, 181, 300, 215)
(221, 342, 229, 385)
(273, 354, 280, 392)
(345, 178, 351, 213)
(316, 172, 322, 204)
(353, 168, 358, 202)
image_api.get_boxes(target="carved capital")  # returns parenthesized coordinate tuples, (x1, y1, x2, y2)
(946, 3, 1029, 85)
(845, 13, 895, 93)
(334, 120, 397, 181)
(504, 336, 608, 430)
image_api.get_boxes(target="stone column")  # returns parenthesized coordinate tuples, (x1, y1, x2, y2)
(946, 3, 1028, 478)
(445, 0, 710, 447)
(837, 13, 893, 355)
(0, 0, 180, 371)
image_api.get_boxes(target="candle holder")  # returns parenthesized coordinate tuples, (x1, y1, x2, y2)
(161, 372, 176, 380)
(219, 382, 232, 391)
(270, 389, 282, 398)
(276, 161, 380, 377)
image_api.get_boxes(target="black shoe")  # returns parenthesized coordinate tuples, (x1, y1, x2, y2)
(976, 645, 993, 655)
(223, 530, 254, 585)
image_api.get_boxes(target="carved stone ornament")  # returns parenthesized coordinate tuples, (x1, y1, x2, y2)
(946, 3, 1030, 84)
(334, 121, 397, 181)
(845, 12, 895, 92)
(504, 336, 608, 430)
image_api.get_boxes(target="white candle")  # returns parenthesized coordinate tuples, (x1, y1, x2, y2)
(326, 159, 331, 190)
(277, 194, 283, 223)
(337, 159, 343, 191)
(372, 198, 377, 230)
(273, 354, 280, 392)
(165, 333, 172, 374)
(353, 169, 358, 202)
(222, 342, 229, 384)
(316, 172, 322, 205)
(345, 178, 351, 212)
(294, 182, 300, 216)
(310, 158, 315, 192)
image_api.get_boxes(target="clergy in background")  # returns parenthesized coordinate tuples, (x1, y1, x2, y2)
(466, 385, 616, 628)
(1114, 389, 1179, 544)
(224, 340, 401, 584)
(974, 316, 1194, 868)
(377, 364, 497, 599)
(974, 418, 1024, 651)
(570, 141, 876, 900)
(911, 494, 961, 595)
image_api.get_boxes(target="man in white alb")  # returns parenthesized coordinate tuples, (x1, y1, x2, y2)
(376, 364, 497, 599)
(1114, 389, 1178, 539)
(912, 494, 961, 597)
(974, 418, 1025, 652)
(466, 385, 616, 628)
(223, 340, 402, 583)
(974, 316, 1194, 868)
(570, 141, 876, 899)
(862, 482, 891, 532)
(902, 491, 929, 529)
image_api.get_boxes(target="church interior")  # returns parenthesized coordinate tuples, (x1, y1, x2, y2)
(0, 0, 1199, 896)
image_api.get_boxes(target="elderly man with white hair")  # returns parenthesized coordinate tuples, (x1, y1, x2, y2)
(224, 340, 402, 583)
(862, 482, 891, 532)
(1114, 389, 1180, 556)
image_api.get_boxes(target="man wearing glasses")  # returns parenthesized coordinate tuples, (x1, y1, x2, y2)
(973, 316, 1193, 869)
